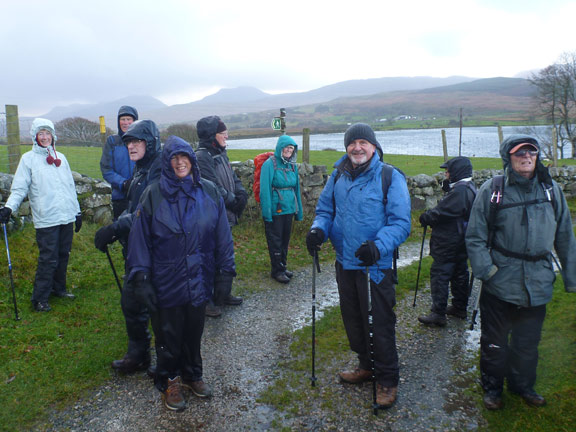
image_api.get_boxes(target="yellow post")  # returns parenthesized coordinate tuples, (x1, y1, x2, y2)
(99, 116, 106, 146)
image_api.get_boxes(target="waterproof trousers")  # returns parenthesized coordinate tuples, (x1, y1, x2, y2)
(121, 275, 151, 362)
(479, 290, 546, 394)
(429, 259, 470, 314)
(336, 262, 399, 387)
(33, 223, 74, 303)
(153, 303, 206, 392)
(264, 214, 294, 277)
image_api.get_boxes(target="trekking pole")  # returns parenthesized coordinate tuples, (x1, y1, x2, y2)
(366, 266, 379, 416)
(469, 277, 481, 331)
(310, 250, 321, 387)
(2, 223, 20, 321)
(412, 225, 427, 307)
(105, 246, 122, 293)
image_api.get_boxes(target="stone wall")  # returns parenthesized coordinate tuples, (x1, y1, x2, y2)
(1, 163, 574, 225)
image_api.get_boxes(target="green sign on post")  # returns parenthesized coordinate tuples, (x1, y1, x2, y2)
(271, 117, 282, 131)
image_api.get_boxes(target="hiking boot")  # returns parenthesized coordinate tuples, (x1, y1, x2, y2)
(285, 270, 294, 279)
(418, 312, 447, 327)
(182, 378, 213, 398)
(33, 301, 52, 312)
(339, 368, 373, 384)
(52, 291, 76, 299)
(225, 295, 243, 306)
(162, 376, 186, 411)
(273, 273, 290, 284)
(446, 305, 467, 319)
(483, 391, 504, 410)
(376, 384, 398, 408)
(511, 389, 547, 407)
(205, 303, 222, 318)
(111, 354, 151, 374)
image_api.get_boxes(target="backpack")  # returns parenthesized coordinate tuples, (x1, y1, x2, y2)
(332, 163, 405, 282)
(252, 152, 296, 203)
(487, 174, 555, 261)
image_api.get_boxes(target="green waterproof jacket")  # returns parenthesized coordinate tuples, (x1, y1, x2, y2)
(259, 135, 303, 222)
(465, 134, 576, 307)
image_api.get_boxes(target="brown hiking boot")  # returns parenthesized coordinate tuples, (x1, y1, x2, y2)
(446, 305, 467, 319)
(483, 391, 503, 410)
(338, 368, 372, 384)
(162, 376, 186, 411)
(418, 312, 447, 327)
(182, 378, 213, 398)
(376, 384, 398, 408)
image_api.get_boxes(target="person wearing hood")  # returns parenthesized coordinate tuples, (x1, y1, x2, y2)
(466, 134, 576, 410)
(99, 106, 138, 220)
(259, 135, 303, 283)
(126, 135, 235, 411)
(305, 123, 411, 409)
(417, 156, 477, 327)
(94, 120, 162, 374)
(0, 118, 82, 312)
(196, 116, 246, 317)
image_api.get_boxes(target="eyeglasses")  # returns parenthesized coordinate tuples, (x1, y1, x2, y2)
(512, 149, 538, 157)
(125, 139, 145, 146)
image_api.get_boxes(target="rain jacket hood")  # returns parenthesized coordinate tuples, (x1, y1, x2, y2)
(117, 105, 138, 137)
(31, 118, 57, 145)
(441, 156, 473, 183)
(122, 120, 161, 167)
(274, 135, 298, 163)
(196, 115, 225, 153)
(160, 136, 201, 199)
(500, 134, 552, 185)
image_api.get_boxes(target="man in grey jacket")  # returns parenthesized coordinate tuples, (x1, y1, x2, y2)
(466, 134, 576, 410)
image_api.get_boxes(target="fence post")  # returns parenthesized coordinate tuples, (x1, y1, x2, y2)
(552, 127, 558, 167)
(6, 105, 21, 174)
(441, 129, 448, 162)
(99, 116, 107, 147)
(302, 128, 310, 164)
(497, 125, 504, 144)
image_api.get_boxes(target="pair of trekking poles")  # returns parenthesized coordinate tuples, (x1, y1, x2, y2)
(413, 225, 480, 330)
(309, 247, 380, 416)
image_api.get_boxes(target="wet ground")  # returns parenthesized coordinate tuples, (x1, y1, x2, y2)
(32, 241, 487, 431)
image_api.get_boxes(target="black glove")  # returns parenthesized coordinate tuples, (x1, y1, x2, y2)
(355, 241, 380, 266)
(132, 272, 157, 313)
(0, 207, 12, 224)
(121, 178, 132, 195)
(306, 229, 325, 257)
(441, 179, 451, 192)
(232, 193, 247, 215)
(419, 212, 431, 227)
(75, 213, 82, 233)
(94, 224, 117, 252)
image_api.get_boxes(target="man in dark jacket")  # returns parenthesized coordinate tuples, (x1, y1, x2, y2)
(100, 106, 137, 220)
(94, 120, 162, 374)
(196, 116, 246, 317)
(466, 134, 576, 410)
(126, 135, 235, 411)
(418, 156, 477, 327)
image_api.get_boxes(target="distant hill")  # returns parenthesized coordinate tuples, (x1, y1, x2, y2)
(41, 95, 167, 127)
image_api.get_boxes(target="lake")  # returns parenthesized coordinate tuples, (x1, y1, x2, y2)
(228, 125, 566, 158)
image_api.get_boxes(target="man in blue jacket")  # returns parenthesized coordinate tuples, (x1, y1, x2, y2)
(306, 123, 411, 409)
(99, 106, 137, 220)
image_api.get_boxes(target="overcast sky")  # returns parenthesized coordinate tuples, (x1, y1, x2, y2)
(3, 0, 575, 116)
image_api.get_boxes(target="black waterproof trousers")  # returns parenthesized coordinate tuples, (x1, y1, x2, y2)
(264, 214, 294, 277)
(429, 259, 470, 314)
(336, 262, 399, 387)
(479, 290, 546, 394)
(121, 273, 151, 362)
(33, 223, 74, 303)
(153, 303, 206, 392)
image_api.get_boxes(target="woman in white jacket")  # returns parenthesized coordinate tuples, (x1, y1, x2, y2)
(0, 118, 81, 312)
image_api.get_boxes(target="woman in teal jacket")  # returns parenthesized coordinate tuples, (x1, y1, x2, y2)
(259, 135, 303, 283)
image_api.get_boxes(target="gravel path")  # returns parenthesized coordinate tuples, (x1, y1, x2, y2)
(33, 241, 487, 431)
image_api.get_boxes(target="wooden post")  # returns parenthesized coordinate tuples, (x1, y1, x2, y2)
(6, 105, 21, 174)
(441, 129, 448, 162)
(99, 116, 107, 147)
(458, 107, 463, 156)
(552, 127, 558, 167)
(302, 128, 310, 164)
(497, 125, 504, 144)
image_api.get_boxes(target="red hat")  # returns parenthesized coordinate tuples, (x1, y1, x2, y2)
(509, 142, 538, 154)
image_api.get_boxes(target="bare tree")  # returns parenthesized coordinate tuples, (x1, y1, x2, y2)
(530, 52, 576, 159)
(162, 123, 198, 148)
(55, 117, 111, 146)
